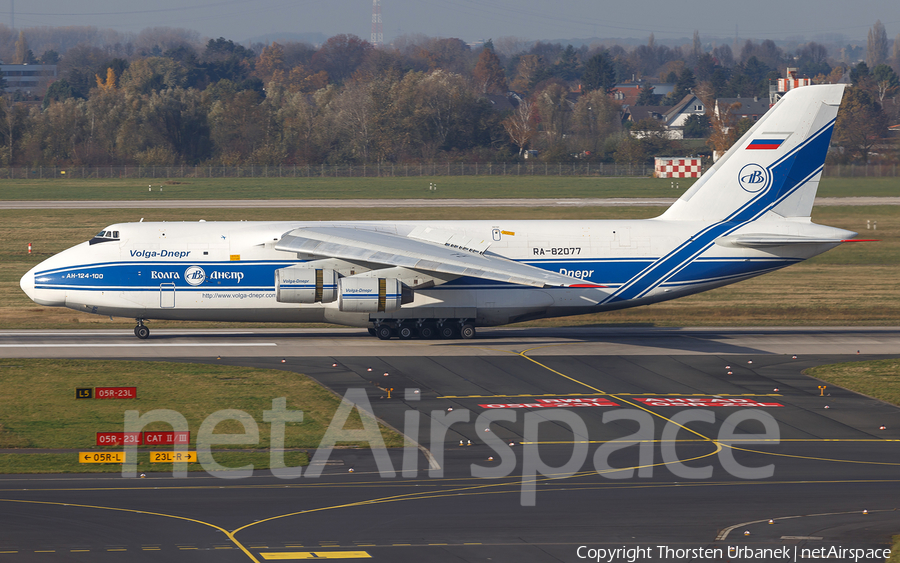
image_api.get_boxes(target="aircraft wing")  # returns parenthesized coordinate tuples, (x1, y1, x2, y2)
(275, 226, 599, 288)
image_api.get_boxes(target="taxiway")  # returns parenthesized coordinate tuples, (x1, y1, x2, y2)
(1, 327, 899, 562)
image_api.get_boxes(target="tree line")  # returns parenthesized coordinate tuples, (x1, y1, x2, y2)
(1, 25, 898, 168)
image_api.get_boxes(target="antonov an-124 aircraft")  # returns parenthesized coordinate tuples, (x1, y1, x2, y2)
(21, 84, 863, 340)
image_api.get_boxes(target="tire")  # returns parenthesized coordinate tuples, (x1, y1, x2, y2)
(135, 325, 150, 340)
(439, 324, 457, 339)
(460, 323, 476, 339)
(376, 325, 393, 340)
(398, 325, 415, 340)
(418, 325, 435, 339)
(368, 328, 377, 337)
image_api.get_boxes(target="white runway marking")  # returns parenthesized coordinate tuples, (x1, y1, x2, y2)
(0, 343, 277, 348)
(0, 331, 257, 336)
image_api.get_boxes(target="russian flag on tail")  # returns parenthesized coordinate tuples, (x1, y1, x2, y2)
(747, 139, 785, 150)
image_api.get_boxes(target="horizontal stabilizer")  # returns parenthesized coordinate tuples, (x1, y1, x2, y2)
(718, 234, 862, 247)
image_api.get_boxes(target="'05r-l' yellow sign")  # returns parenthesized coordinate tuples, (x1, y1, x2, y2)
(79, 452, 126, 463)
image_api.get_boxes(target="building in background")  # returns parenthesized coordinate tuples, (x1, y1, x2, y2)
(0, 64, 57, 96)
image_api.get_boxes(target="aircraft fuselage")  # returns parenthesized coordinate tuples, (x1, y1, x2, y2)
(21, 217, 851, 332)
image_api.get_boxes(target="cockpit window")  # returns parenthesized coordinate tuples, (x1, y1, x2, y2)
(89, 228, 120, 245)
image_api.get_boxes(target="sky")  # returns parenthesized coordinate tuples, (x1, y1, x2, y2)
(9, 0, 899, 45)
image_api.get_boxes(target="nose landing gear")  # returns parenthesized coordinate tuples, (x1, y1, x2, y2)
(134, 320, 150, 340)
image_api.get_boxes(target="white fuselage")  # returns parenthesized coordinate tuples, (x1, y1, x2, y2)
(20, 218, 851, 328)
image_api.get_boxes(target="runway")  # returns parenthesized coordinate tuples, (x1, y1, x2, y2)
(2, 327, 899, 562)
(2, 326, 899, 358)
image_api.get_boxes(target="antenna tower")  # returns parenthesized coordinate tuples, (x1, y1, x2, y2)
(371, 0, 383, 47)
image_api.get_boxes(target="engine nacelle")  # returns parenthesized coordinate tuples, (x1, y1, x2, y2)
(338, 277, 402, 313)
(274, 266, 337, 303)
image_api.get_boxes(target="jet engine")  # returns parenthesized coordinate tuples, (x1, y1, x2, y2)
(274, 266, 337, 303)
(338, 277, 403, 313)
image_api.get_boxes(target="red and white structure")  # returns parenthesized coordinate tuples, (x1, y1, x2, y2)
(777, 68, 811, 93)
(654, 157, 702, 178)
(769, 67, 812, 104)
(371, 0, 383, 47)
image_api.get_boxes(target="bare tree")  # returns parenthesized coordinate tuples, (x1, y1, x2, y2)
(871, 64, 899, 103)
(690, 30, 702, 63)
(502, 99, 536, 156)
(0, 98, 27, 165)
(534, 83, 572, 148)
(473, 44, 507, 94)
(712, 44, 734, 68)
(866, 20, 889, 68)
(133, 27, 201, 55)
(833, 87, 888, 163)
(573, 90, 621, 156)
(494, 37, 531, 59)
(892, 34, 900, 75)
(707, 100, 742, 160)
(322, 79, 376, 161)
(14, 31, 29, 64)
(509, 54, 541, 92)
(310, 34, 373, 85)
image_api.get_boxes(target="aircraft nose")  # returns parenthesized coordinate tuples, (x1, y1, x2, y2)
(19, 265, 36, 302)
(19, 263, 66, 306)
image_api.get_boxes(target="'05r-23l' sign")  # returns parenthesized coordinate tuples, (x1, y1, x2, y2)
(76, 387, 137, 399)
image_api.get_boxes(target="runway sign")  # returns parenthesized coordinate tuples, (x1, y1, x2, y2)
(96, 432, 142, 446)
(79, 452, 126, 463)
(150, 451, 197, 463)
(634, 397, 784, 407)
(75, 388, 93, 399)
(480, 397, 619, 408)
(95, 431, 190, 446)
(144, 431, 190, 445)
(95, 387, 137, 399)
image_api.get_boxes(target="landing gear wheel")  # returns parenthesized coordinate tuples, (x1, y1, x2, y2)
(375, 325, 393, 340)
(368, 328, 377, 337)
(460, 323, 476, 340)
(439, 324, 457, 339)
(398, 325, 415, 340)
(418, 324, 436, 339)
(134, 325, 150, 340)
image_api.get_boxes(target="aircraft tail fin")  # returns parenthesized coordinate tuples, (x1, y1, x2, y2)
(660, 84, 845, 223)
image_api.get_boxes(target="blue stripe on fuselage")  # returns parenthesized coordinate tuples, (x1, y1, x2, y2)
(35, 257, 805, 295)
(34, 261, 299, 290)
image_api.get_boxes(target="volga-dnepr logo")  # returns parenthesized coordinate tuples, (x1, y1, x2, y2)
(184, 266, 206, 286)
(738, 164, 769, 193)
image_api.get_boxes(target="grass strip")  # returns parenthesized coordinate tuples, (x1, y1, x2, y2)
(888, 536, 900, 563)
(805, 359, 900, 407)
(0, 359, 404, 474)
(0, 175, 895, 200)
(2, 176, 691, 201)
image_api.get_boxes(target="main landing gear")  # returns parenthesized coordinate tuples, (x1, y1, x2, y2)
(370, 319, 476, 340)
(134, 319, 150, 340)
